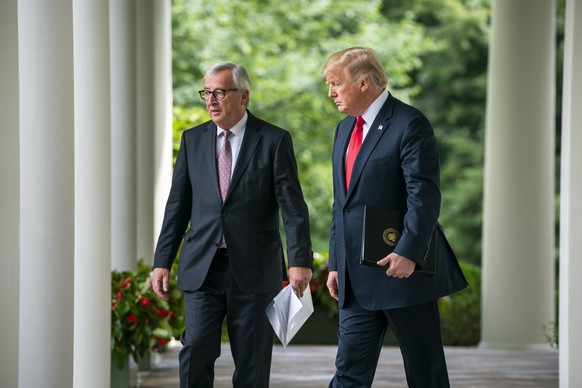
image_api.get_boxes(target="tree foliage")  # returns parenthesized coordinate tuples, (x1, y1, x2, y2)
(380, 0, 490, 263)
(172, 0, 490, 262)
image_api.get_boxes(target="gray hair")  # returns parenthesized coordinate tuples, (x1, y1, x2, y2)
(205, 61, 251, 106)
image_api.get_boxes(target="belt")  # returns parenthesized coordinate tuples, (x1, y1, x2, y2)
(216, 247, 228, 257)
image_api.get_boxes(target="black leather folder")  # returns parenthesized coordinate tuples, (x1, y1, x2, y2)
(360, 205, 436, 276)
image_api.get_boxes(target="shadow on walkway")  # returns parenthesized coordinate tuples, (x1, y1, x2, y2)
(138, 341, 558, 387)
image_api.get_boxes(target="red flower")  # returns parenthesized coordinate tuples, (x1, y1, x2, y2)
(127, 314, 138, 324)
(152, 306, 173, 318)
(121, 277, 132, 289)
(152, 335, 170, 350)
(282, 280, 289, 288)
(310, 282, 318, 294)
(139, 296, 150, 307)
(116, 292, 122, 303)
(157, 338, 169, 347)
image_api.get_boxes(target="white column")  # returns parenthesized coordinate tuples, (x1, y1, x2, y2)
(481, 0, 556, 349)
(560, 0, 582, 385)
(17, 0, 75, 386)
(136, 0, 173, 264)
(153, 0, 174, 249)
(110, 0, 137, 271)
(0, 1, 20, 387)
(72, 1, 112, 387)
(136, 0, 155, 265)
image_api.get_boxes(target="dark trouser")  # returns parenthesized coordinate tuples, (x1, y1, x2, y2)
(329, 285, 450, 388)
(179, 252, 276, 388)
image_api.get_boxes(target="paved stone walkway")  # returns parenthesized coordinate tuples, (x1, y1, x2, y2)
(137, 341, 558, 387)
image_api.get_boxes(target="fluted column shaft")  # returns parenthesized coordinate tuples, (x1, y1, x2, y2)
(73, 0, 112, 386)
(559, 0, 582, 385)
(17, 0, 75, 386)
(482, 0, 556, 349)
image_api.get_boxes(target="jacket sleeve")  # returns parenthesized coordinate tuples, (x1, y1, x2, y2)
(272, 131, 313, 269)
(328, 121, 344, 272)
(393, 114, 441, 264)
(153, 132, 193, 269)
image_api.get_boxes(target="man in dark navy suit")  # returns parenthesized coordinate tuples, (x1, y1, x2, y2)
(151, 61, 313, 388)
(323, 47, 467, 387)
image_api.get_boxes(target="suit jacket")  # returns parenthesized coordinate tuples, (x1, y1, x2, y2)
(329, 93, 467, 310)
(154, 111, 312, 294)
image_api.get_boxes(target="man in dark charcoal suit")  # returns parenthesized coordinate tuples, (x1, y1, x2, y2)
(323, 47, 468, 388)
(151, 61, 313, 388)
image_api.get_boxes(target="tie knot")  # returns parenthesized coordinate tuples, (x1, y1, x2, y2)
(223, 130, 231, 140)
(356, 116, 365, 128)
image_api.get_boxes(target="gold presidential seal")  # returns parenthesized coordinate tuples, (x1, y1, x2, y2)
(382, 228, 400, 247)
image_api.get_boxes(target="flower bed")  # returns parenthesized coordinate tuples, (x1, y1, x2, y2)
(111, 260, 175, 369)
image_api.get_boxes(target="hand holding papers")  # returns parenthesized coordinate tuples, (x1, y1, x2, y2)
(265, 284, 314, 347)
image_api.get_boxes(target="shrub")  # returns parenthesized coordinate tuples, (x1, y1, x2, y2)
(110, 260, 175, 369)
(439, 261, 481, 346)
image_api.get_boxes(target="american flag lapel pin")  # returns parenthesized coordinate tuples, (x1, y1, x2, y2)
(377, 125, 383, 131)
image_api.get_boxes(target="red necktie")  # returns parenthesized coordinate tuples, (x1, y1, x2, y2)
(345, 116, 365, 189)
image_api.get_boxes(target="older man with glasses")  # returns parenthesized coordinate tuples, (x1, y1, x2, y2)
(152, 61, 313, 388)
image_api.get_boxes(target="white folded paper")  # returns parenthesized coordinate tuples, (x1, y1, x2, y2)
(265, 284, 314, 347)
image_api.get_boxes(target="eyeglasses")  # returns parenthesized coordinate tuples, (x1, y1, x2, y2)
(198, 88, 241, 101)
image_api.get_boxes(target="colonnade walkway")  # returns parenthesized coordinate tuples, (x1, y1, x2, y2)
(137, 341, 558, 387)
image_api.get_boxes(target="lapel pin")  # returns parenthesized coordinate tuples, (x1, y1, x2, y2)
(377, 125, 383, 131)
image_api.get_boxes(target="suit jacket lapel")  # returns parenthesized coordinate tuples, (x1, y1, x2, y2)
(336, 117, 355, 199)
(199, 121, 222, 200)
(346, 95, 395, 200)
(225, 111, 261, 202)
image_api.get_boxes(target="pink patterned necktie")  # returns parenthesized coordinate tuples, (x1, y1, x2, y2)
(218, 130, 232, 202)
(345, 116, 365, 189)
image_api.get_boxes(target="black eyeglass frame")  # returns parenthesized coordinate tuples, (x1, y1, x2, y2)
(198, 88, 241, 101)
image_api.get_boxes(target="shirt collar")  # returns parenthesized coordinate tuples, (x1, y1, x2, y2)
(216, 111, 248, 137)
(360, 90, 389, 127)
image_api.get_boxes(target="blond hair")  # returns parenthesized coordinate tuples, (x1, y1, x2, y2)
(322, 47, 388, 89)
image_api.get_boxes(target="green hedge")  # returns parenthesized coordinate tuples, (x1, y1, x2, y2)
(440, 261, 481, 346)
